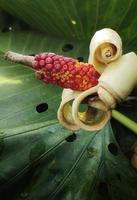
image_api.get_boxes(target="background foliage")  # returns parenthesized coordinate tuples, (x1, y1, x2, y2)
(0, 0, 137, 199)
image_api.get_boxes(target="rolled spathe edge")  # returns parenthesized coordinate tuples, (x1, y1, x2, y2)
(57, 88, 81, 131)
(88, 28, 122, 74)
(72, 86, 111, 131)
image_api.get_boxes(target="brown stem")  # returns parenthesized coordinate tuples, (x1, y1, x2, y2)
(4, 51, 34, 67)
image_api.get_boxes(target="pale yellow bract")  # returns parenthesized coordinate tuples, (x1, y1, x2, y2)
(57, 28, 137, 132)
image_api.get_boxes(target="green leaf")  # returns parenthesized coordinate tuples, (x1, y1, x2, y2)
(0, 123, 137, 200)
(0, 2, 137, 200)
(1, 0, 137, 52)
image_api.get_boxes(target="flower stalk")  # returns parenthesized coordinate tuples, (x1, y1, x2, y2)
(5, 51, 34, 67)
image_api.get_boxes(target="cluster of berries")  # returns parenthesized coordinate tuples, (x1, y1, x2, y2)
(33, 52, 100, 91)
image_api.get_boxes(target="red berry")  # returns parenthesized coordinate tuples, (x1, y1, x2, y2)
(62, 65, 68, 70)
(46, 64, 53, 70)
(46, 57, 53, 64)
(39, 59, 45, 67)
(33, 60, 39, 69)
(33, 52, 100, 91)
(54, 61, 60, 65)
(60, 61, 65, 65)
(41, 53, 48, 59)
(83, 66, 88, 73)
(55, 64, 61, 70)
(35, 55, 41, 61)
(71, 69, 77, 75)
(68, 65, 74, 71)
(79, 70, 85, 76)
(52, 55, 59, 61)
(48, 53, 56, 57)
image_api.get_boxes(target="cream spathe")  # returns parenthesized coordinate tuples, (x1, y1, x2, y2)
(88, 28, 122, 73)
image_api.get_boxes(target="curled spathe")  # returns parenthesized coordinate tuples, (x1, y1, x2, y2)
(58, 29, 137, 132)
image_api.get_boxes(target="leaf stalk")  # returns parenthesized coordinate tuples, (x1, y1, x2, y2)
(112, 110, 137, 134)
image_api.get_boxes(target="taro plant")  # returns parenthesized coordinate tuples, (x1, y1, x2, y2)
(0, 1, 137, 200)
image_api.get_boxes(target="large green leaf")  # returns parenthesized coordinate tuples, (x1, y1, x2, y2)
(1, 0, 137, 51)
(0, 2, 137, 200)
(1, 122, 137, 200)
(1, 0, 137, 57)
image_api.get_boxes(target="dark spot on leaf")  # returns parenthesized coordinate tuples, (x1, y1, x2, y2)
(98, 181, 109, 197)
(36, 103, 48, 113)
(108, 143, 118, 156)
(77, 57, 84, 62)
(62, 44, 73, 52)
(65, 133, 76, 142)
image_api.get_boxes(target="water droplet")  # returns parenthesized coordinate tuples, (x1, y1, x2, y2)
(71, 20, 76, 25)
